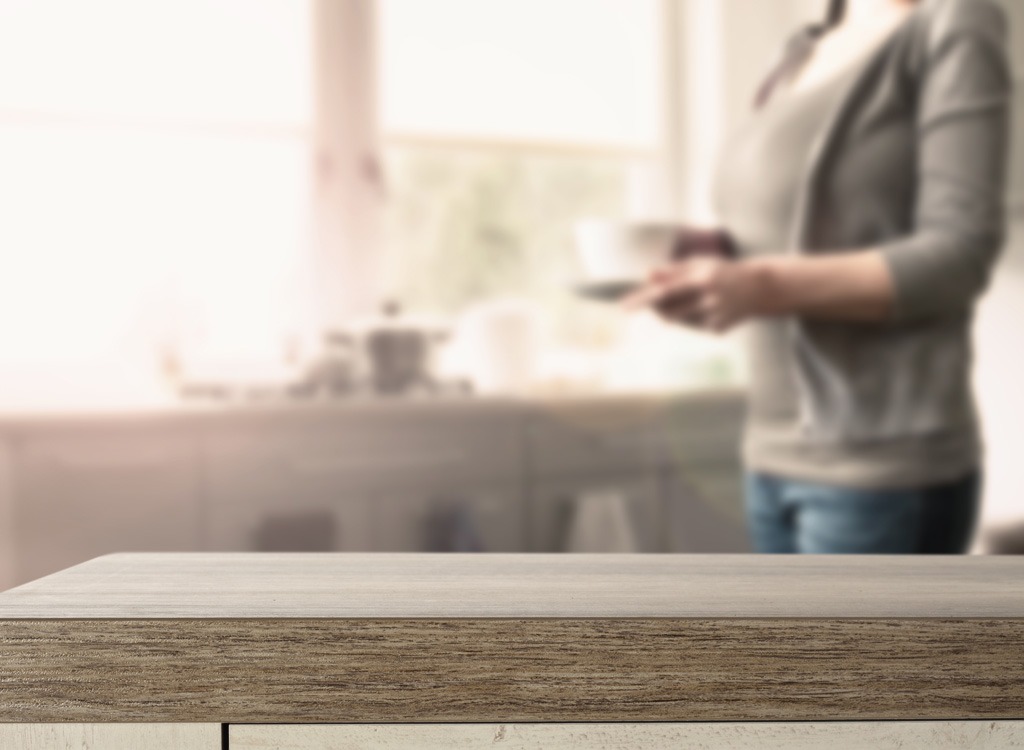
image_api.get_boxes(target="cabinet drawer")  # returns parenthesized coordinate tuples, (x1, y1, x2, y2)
(529, 474, 664, 553)
(203, 418, 521, 501)
(14, 434, 201, 583)
(527, 419, 664, 477)
(18, 434, 195, 486)
(230, 721, 1024, 749)
(205, 489, 375, 552)
(663, 396, 744, 465)
(0, 723, 219, 750)
(372, 486, 524, 553)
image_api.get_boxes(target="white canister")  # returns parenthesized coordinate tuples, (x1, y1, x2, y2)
(455, 299, 545, 395)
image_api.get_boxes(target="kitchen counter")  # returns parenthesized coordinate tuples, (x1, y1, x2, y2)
(0, 390, 752, 592)
(1, 552, 1023, 728)
(0, 389, 737, 432)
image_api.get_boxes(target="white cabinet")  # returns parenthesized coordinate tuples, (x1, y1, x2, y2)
(372, 485, 525, 552)
(229, 722, 1024, 749)
(529, 474, 665, 553)
(525, 402, 670, 552)
(664, 467, 750, 553)
(526, 395, 749, 554)
(12, 431, 201, 585)
(205, 485, 376, 553)
(0, 441, 15, 591)
(0, 394, 749, 577)
(202, 427, 378, 552)
(527, 406, 666, 477)
(0, 724, 219, 750)
(661, 394, 748, 552)
(200, 409, 523, 553)
(201, 412, 521, 504)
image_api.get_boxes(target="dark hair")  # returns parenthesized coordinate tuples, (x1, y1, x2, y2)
(755, 0, 847, 109)
(826, 0, 846, 27)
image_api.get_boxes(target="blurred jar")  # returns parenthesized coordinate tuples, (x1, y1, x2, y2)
(453, 298, 545, 396)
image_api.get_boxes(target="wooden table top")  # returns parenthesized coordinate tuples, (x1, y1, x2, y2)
(2, 553, 1022, 724)
(1, 552, 1022, 619)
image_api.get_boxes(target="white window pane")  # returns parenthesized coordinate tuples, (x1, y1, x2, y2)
(382, 146, 642, 339)
(382, 146, 741, 392)
(0, 0, 312, 126)
(0, 124, 312, 383)
(380, 0, 663, 148)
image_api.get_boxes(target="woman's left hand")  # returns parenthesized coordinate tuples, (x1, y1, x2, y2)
(624, 257, 762, 334)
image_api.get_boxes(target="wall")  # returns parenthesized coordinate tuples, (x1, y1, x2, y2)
(976, 226, 1024, 533)
(974, 0, 1024, 536)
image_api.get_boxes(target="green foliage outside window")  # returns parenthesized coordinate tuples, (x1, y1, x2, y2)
(381, 146, 636, 348)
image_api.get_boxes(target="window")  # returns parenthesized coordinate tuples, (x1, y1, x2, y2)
(377, 0, 740, 389)
(0, 0, 742, 407)
(379, 0, 663, 148)
(0, 0, 314, 408)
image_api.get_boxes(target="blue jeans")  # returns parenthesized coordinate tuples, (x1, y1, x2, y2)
(744, 471, 981, 554)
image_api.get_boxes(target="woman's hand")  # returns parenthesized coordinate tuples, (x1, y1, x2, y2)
(623, 257, 763, 334)
(623, 252, 897, 330)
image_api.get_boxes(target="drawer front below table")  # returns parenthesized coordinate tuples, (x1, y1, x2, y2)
(0, 723, 220, 749)
(231, 722, 1024, 749)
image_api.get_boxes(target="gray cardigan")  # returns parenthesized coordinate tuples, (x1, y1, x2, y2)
(783, 0, 1012, 445)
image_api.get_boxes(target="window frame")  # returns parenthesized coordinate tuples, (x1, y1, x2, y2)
(0, 0, 319, 397)
(316, 0, 714, 323)
(0, 0, 731, 341)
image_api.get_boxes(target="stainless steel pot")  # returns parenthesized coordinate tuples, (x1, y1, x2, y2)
(356, 301, 450, 396)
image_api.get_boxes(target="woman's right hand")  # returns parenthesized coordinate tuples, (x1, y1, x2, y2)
(625, 256, 762, 334)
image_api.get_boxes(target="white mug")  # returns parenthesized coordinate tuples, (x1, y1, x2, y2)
(573, 219, 680, 283)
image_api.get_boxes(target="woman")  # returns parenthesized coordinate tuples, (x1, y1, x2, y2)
(629, 0, 1013, 553)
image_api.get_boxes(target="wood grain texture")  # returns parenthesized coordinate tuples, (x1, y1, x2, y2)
(0, 723, 220, 749)
(1, 618, 1022, 723)
(230, 722, 1024, 750)
(2, 554, 1023, 724)
(2, 553, 1023, 618)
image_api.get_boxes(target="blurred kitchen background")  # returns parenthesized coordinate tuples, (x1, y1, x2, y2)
(0, 0, 1021, 589)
